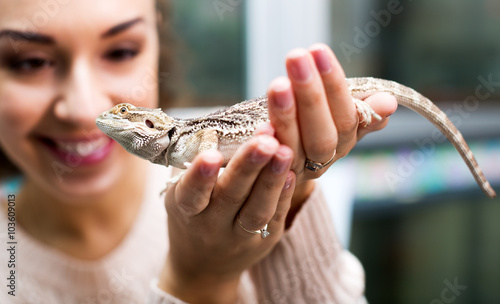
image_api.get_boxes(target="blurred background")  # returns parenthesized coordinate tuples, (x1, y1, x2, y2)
(167, 1, 500, 303)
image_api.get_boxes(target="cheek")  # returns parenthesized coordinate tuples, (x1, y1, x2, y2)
(0, 82, 52, 168)
(0, 83, 50, 141)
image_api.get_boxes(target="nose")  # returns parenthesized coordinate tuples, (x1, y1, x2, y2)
(54, 57, 109, 127)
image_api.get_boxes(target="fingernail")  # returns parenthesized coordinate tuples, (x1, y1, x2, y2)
(200, 163, 219, 177)
(200, 151, 221, 177)
(311, 47, 332, 74)
(270, 77, 293, 110)
(254, 122, 275, 136)
(250, 135, 278, 163)
(271, 147, 292, 174)
(271, 160, 288, 175)
(288, 50, 312, 83)
(283, 173, 294, 190)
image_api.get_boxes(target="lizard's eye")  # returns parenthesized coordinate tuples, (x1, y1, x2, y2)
(119, 106, 128, 114)
(145, 119, 155, 128)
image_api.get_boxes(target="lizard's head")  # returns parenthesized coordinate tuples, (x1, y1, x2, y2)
(96, 103, 176, 165)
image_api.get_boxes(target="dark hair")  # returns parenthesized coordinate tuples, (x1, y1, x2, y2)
(0, 0, 178, 180)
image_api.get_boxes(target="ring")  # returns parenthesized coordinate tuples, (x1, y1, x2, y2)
(237, 214, 270, 239)
(305, 150, 336, 172)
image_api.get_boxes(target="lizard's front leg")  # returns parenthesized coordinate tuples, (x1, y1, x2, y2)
(166, 129, 219, 184)
(192, 129, 219, 153)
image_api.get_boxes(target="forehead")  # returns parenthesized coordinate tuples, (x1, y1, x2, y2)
(0, 0, 156, 35)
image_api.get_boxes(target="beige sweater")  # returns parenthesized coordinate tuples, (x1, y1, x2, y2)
(0, 163, 365, 304)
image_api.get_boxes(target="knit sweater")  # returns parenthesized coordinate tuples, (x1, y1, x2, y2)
(0, 163, 365, 304)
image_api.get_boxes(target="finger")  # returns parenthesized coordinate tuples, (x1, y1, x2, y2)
(267, 77, 303, 164)
(269, 171, 295, 231)
(254, 121, 276, 137)
(207, 135, 280, 220)
(167, 149, 223, 217)
(235, 145, 293, 237)
(286, 48, 337, 166)
(357, 92, 398, 140)
(309, 44, 357, 159)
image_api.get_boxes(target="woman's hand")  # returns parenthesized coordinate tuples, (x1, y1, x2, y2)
(158, 45, 397, 303)
(266, 44, 398, 221)
(159, 127, 295, 304)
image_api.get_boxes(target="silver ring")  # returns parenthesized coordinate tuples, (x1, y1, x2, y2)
(237, 214, 270, 239)
(305, 150, 336, 172)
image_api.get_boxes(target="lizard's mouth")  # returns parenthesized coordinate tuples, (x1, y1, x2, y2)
(96, 117, 136, 133)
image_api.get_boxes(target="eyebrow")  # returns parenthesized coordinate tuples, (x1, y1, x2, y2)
(0, 30, 55, 44)
(0, 17, 144, 45)
(101, 17, 144, 38)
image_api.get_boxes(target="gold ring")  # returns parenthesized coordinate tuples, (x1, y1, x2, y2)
(237, 214, 270, 239)
(305, 150, 336, 172)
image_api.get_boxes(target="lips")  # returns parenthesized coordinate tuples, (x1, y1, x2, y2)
(39, 135, 115, 166)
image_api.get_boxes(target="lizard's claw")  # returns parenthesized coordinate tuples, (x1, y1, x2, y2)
(165, 162, 192, 184)
(353, 98, 382, 127)
(160, 162, 193, 196)
(166, 171, 186, 185)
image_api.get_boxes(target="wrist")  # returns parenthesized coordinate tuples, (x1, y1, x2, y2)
(158, 259, 241, 304)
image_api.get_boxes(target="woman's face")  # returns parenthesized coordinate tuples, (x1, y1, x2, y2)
(0, 0, 160, 199)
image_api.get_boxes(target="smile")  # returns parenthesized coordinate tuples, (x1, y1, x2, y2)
(53, 136, 109, 157)
(40, 135, 115, 166)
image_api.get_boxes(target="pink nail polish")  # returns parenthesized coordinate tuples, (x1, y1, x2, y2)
(271, 158, 288, 175)
(200, 150, 221, 177)
(289, 53, 313, 83)
(283, 174, 293, 190)
(274, 90, 293, 111)
(271, 148, 292, 174)
(312, 48, 332, 74)
(200, 163, 219, 177)
(270, 77, 293, 110)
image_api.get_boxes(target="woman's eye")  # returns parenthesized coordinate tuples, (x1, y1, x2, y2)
(9, 57, 54, 73)
(105, 48, 139, 62)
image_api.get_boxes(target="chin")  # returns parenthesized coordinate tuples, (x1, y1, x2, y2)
(27, 140, 139, 204)
(49, 161, 125, 202)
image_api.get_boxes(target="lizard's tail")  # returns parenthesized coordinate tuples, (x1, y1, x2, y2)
(348, 77, 497, 198)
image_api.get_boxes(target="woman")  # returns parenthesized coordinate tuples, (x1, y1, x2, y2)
(0, 0, 397, 303)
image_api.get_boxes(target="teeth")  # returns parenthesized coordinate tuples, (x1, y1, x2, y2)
(55, 137, 108, 157)
(76, 141, 95, 157)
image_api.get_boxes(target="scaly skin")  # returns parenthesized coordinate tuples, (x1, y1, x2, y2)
(96, 77, 497, 198)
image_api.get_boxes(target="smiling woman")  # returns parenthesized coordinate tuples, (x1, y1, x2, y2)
(0, 0, 396, 303)
(0, 3, 160, 199)
(0, 1, 178, 181)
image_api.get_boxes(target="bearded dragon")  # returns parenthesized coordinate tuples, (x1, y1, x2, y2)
(95, 77, 497, 198)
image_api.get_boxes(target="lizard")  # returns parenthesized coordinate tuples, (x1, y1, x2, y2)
(95, 77, 497, 198)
